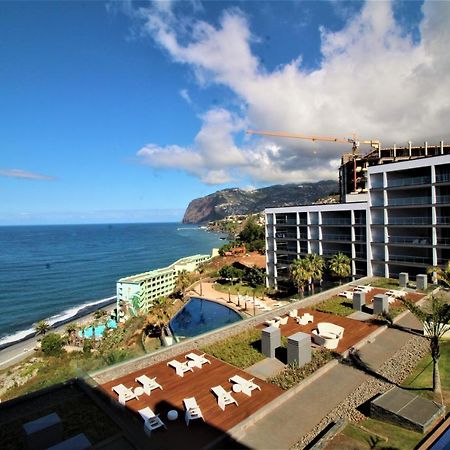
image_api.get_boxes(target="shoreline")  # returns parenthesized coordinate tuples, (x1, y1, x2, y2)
(0, 297, 117, 352)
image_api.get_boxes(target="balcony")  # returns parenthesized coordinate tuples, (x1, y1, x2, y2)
(388, 236, 431, 245)
(321, 218, 351, 225)
(388, 196, 430, 206)
(437, 237, 450, 245)
(275, 232, 297, 239)
(321, 233, 352, 241)
(388, 217, 431, 225)
(436, 195, 450, 204)
(435, 173, 450, 183)
(388, 175, 431, 188)
(436, 217, 450, 224)
(388, 254, 431, 264)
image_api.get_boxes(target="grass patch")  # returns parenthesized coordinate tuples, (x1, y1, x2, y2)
(402, 340, 450, 405)
(201, 329, 264, 369)
(342, 418, 422, 449)
(312, 295, 354, 316)
(213, 282, 265, 298)
(369, 278, 400, 289)
(268, 348, 336, 390)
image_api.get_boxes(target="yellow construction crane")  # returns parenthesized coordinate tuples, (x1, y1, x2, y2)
(246, 129, 380, 155)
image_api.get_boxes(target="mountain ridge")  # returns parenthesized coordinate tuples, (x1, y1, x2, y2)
(182, 180, 339, 224)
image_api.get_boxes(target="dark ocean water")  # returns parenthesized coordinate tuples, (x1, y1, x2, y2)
(0, 223, 226, 346)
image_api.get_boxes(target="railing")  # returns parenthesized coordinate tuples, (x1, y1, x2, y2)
(389, 236, 431, 244)
(275, 219, 297, 225)
(354, 251, 367, 258)
(436, 217, 450, 224)
(354, 219, 367, 225)
(435, 173, 450, 183)
(322, 234, 352, 241)
(387, 176, 431, 188)
(321, 218, 351, 225)
(275, 232, 297, 239)
(388, 217, 431, 225)
(322, 251, 352, 258)
(436, 195, 450, 204)
(388, 254, 431, 264)
(437, 237, 450, 245)
(388, 196, 430, 206)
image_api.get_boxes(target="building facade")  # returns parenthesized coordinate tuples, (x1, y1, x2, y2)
(117, 253, 212, 321)
(266, 153, 450, 289)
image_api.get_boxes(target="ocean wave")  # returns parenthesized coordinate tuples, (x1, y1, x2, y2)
(0, 296, 116, 349)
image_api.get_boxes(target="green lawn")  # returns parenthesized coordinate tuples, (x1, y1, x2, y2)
(402, 340, 450, 405)
(201, 329, 265, 369)
(312, 295, 354, 316)
(341, 418, 422, 449)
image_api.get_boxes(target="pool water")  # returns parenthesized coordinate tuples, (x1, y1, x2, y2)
(170, 298, 242, 339)
(79, 318, 117, 338)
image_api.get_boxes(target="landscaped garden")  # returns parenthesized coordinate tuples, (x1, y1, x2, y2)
(312, 295, 354, 317)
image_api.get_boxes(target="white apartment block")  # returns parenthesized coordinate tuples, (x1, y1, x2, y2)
(266, 154, 450, 289)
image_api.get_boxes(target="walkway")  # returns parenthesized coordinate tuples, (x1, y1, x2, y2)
(236, 313, 423, 449)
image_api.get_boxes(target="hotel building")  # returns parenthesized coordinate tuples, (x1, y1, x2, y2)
(266, 150, 450, 290)
(116, 253, 213, 320)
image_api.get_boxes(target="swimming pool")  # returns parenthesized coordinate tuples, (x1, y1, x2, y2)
(79, 318, 117, 338)
(169, 298, 242, 339)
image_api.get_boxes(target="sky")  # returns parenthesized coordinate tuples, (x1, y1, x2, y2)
(1, 0, 449, 225)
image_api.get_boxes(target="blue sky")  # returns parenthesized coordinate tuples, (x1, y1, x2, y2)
(1, 0, 448, 225)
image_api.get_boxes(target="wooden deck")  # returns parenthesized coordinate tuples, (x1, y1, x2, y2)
(100, 352, 283, 449)
(258, 308, 380, 354)
(361, 287, 424, 307)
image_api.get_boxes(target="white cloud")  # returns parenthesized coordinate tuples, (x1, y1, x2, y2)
(0, 169, 56, 180)
(133, 0, 450, 185)
(179, 88, 192, 104)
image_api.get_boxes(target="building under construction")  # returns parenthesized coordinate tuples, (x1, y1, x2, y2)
(340, 141, 450, 203)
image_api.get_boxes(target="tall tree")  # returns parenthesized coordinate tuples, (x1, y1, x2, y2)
(35, 320, 51, 336)
(427, 262, 450, 288)
(177, 270, 191, 300)
(400, 295, 450, 403)
(305, 253, 325, 290)
(290, 258, 310, 294)
(329, 253, 352, 284)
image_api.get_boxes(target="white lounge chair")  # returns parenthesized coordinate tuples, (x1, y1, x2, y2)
(317, 322, 345, 339)
(264, 319, 280, 328)
(211, 385, 238, 410)
(278, 316, 288, 325)
(297, 312, 314, 325)
(135, 374, 163, 395)
(339, 291, 353, 299)
(288, 309, 298, 318)
(354, 285, 373, 293)
(183, 397, 204, 426)
(185, 353, 211, 369)
(167, 359, 194, 377)
(229, 375, 261, 397)
(112, 384, 136, 405)
(138, 407, 166, 434)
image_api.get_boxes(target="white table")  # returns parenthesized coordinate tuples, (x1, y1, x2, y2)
(232, 384, 242, 393)
(134, 386, 144, 398)
(167, 410, 178, 421)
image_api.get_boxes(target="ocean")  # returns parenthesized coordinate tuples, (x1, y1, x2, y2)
(0, 223, 226, 347)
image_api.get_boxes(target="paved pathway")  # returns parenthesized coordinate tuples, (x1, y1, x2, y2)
(237, 313, 422, 449)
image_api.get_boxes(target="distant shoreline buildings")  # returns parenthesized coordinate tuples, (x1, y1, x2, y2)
(265, 142, 450, 290)
(116, 252, 217, 321)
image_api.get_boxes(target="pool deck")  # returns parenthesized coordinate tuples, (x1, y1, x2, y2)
(100, 351, 283, 449)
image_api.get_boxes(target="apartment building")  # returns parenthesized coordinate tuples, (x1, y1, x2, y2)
(266, 153, 450, 289)
(117, 253, 212, 321)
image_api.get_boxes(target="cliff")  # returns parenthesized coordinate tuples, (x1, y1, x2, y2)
(182, 180, 339, 224)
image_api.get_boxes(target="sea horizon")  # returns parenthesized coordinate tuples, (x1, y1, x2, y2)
(0, 222, 226, 347)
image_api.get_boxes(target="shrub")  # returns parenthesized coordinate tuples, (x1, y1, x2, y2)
(269, 348, 336, 390)
(83, 339, 93, 355)
(41, 333, 64, 356)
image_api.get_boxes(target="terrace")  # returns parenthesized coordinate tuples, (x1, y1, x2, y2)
(100, 351, 283, 449)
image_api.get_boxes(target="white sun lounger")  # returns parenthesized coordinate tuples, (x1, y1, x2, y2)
(112, 384, 136, 405)
(211, 385, 238, 410)
(354, 285, 373, 292)
(183, 397, 204, 426)
(339, 291, 353, 299)
(185, 352, 211, 369)
(135, 374, 163, 395)
(167, 360, 194, 377)
(297, 312, 314, 325)
(138, 407, 166, 434)
(229, 375, 261, 397)
(288, 309, 298, 318)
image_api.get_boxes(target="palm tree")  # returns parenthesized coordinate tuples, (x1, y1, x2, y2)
(177, 270, 190, 300)
(64, 323, 77, 345)
(427, 262, 450, 287)
(305, 253, 325, 291)
(290, 258, 310, 294)
(329, 253, 352, 284)
(399, 295, 450, 403)
(35, 320, 50, 336)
